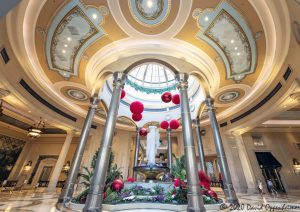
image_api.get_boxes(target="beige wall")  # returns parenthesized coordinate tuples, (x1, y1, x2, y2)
(242, 131, 300, 192)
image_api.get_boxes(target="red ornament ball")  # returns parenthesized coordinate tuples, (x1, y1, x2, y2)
(170, 119, 180, 130)
(127, 177, 135, 183)
(130, 101, 144, 114)
(132, 113, 142, 122)
(160, 121, 169, 130)
(172, 94, 180, 105)
(120, 90, 126, 99)
(161, 92, 172, 103)
(111, 179, 124, 192)
(207, 189, 218, 201)
(139, 128, 148, 137)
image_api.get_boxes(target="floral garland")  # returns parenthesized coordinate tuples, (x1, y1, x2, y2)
(126, 79, 176, 94)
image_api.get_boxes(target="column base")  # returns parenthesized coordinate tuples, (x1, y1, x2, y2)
(187, 206, 206, 212)
(82, 207, 101, 212)
(57, 196, 71, 204)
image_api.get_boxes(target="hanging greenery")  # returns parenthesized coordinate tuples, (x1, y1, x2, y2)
(126, 79, 176, 94)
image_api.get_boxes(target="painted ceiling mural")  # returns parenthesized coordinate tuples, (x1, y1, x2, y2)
(46, 0, 108, 78)
(129, 0, 171, 26)
(193, 2, 257, 82)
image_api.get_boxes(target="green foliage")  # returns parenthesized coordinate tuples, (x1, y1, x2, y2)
(152, 184, 164, 195)
(171, 154, 186, 180)
(173, 187, 188, 204)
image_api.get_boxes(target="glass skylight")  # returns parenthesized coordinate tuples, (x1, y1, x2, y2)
(127, 63, 176, 93)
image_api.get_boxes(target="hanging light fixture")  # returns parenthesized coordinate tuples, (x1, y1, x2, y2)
(62, 161, 71, 172)
(24, 161, 32, 171)
(27, 117, 45, 139)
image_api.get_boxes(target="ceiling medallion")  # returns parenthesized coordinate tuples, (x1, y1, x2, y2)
(129, 0, 171, 27)
(218, 91, 240, 103)
(66, 89, 89, 101)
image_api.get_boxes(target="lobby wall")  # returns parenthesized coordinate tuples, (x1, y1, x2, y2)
(242, 131, 300, 192)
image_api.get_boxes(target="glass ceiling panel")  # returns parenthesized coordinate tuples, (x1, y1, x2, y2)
(127, 62, 177, 94)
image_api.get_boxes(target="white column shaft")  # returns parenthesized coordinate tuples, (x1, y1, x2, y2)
(47, 131, 74, 192)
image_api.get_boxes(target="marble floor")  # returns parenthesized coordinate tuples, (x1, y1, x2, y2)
(0, 188, 300, 212)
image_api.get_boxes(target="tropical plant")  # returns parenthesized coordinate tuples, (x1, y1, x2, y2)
(171, 154, 186, 180)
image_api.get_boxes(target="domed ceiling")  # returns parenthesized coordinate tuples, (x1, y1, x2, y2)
(3, 0, 293, 131)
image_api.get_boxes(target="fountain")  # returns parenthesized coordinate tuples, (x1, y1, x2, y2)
(134, 126, 169, 181)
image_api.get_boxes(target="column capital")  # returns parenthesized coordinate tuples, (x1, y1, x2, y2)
(175, 73, 189, 89)
(167, 128, 172, 133)
(193, 116, 200, 127)
(135, 126, 140, 133)
(113, 72, 127, 89)
(205, 97, 215, 110)
(66, 129, 76, 136)
(90, 95, 100, 106)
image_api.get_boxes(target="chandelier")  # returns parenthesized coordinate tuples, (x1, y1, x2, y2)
(27, 118, 45, 139)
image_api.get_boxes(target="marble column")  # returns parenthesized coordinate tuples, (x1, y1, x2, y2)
(205, 97, 238, 204)
(47, 130, 75, 192)
(133, 127, 140, 179)
(167, 128, 172, 169)
(176, 73, 205, 212)
(194, 117, 206, 172)
(83, 72, 126, 212)
(58, 96, 99, 203)
(233, 133, 257, 193)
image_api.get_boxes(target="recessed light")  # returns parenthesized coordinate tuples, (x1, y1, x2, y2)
(237, 52, 241, 56)
(92, 13, 97, 19)
(205, 16, 209, 22)
(284, 105, 287, 108)
(62, 49, 66, 54)
(28, 110, 32, 113)
(234, 47, 238, 50)
(64, 44, 68, 47)
(230, 39, 234, 44)
(67, 37, 71, 41)
(147, 0, 153, 8)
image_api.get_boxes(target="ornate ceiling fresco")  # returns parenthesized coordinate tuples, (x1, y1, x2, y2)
(46, 0, 108, 78)
(4, 0, 294, 131)
(193, 2, 257, 82)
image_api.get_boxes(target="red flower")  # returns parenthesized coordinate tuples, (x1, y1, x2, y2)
(173, 178, 180, 187)
(111, 179, 124, 192)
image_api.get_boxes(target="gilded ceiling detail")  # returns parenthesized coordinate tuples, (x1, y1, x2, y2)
(193, 2, 257, 82)
(129, 0, 171, 27)
(46, 0, 108, 78)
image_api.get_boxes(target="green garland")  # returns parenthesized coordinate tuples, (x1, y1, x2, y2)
(126, 79, 176, 94)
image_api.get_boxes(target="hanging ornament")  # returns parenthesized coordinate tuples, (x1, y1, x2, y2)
(127, 177, 135, 183)
(160, 121, 169, 130)
(172, 94, 180, 105)
(132, 113, 142, 122)
(111, 179, 124, 192)
(130, 101, 144, 114)
(173, 178, 180, 187)
(120, 89, 126, 99)
(139, 128, 148, 137)
(170, 119, 180, 130)
(161, 92, 172, 103)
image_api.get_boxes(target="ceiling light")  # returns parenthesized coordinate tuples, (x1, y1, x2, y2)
(147, 0, 153, 8)
(64, 44, 68, 47)
(234, 47, 238, 50)
(62, 49, 66, 54)
(28, 110, 32, 113)
(284, 105, 287, 108)
(204, 16, 209, 22)
(230, 39, 234, 44)
(67, 37, 71, 41)
(27, 117, 45, 139)
(237, 52, 241, 56)
(92, 13, 97, 19)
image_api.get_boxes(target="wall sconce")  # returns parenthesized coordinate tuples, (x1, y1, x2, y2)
(62, 161, 71, 172)
(252, 135, 264, 147)
(293, 158, 300, 174)
(24, 161, 32, 171)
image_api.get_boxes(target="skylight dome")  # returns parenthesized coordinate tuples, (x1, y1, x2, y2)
(127, 62, 176, 94)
